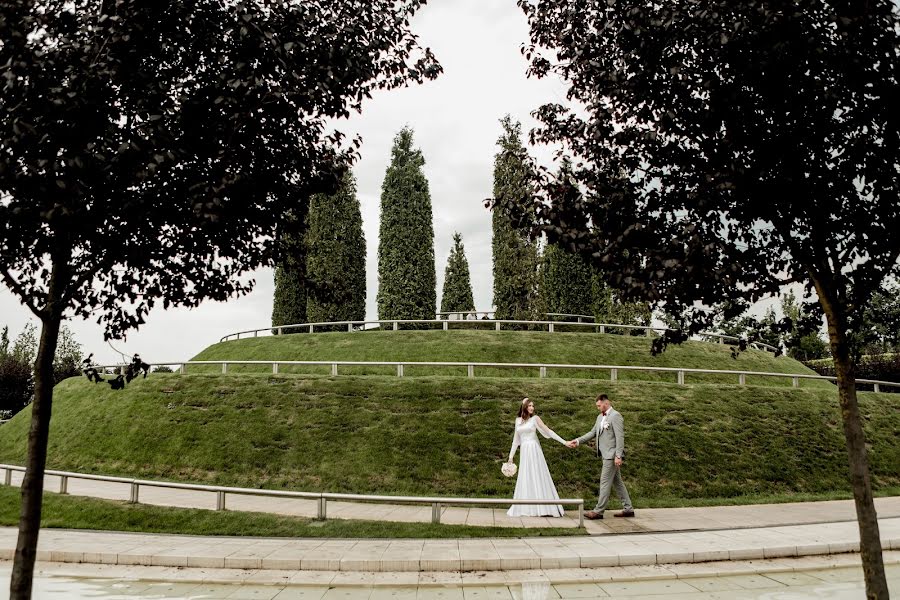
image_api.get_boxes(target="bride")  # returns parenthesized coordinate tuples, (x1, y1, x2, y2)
(506, 397, 567, 517)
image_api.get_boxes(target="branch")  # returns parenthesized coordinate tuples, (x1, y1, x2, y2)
(1, 268, 42, 318)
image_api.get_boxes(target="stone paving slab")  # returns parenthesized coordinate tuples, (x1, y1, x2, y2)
(0, 518, 898, 573)
(4, 470, 900, 536)
(2, 552, 899, 587)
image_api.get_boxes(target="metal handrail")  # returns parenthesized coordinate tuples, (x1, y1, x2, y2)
(90, 359, 898, 392)
(220, 318, 780, 353)
(0, 464, 585, 527)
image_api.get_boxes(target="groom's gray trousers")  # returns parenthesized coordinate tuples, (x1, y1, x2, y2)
(594, 460, 633, 513)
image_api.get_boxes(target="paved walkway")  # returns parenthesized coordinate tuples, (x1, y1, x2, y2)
(5, 470, 900, 535)
(4, 554, 899, 598)
(1, 518, 898, 572)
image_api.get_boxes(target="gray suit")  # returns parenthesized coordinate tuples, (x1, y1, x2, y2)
(576, 407, 633, 514)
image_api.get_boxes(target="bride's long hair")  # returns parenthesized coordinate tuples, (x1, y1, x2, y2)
(517, 398, 534, 421)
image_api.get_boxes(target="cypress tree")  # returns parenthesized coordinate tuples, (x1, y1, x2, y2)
(306, 171, 367, 328)
(377, 127, 437, 321)
(271, 209, 307, 332)
(542, 244, 593, 317)
(440, 232, 476, 315)
(492, 116, 540, 321)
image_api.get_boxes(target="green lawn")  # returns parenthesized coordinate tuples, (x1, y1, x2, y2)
(0, 487, 580, 538)
(187, 330, 828, 388)
(1, 374, 897, 506)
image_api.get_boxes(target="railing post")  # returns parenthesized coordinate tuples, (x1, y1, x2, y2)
(792, 377, 799, 388)
(130, 482, 139, 504)
(59, 475, 68, 495)
(273, 363, 279, 375)
(216, 491, 226, 511)
(599, 325, 606, 334)
(610, 368, 617, 382)
(309, 325, 314, 333)
(874, 383, 881, 393)
(3, 467, 10, 486)
(222, 362, 228, 374)
(236, 333, 240, 341)
(397, 364, 404, 377)
(331, 363, 338, 376)
(443, 321, 448, 331)
(432, 502, 441, 524)
(254, 331, 258, 338)
(579, 502, 584, 528)
(347, 323, 353, 332)
(318, 497, 327, 520)
(467, 365, 475, 378)
(739, 373, 746, 385)
(539, 367, 547, 379)
(549, 323, 555, 333)
(393, 321, 399, 331)
(179, 364, 185, 375)
(277, 327, 283, 335)
(645, 327, 652, 337)
(577, 317, 583, 323)
(677, 370, 685, 385)
(495, 322, 501, 331)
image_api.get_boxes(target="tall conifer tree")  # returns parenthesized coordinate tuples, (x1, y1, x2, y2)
(492, 116, 540, 321)
(306, 171, 366, 328)
(542, 244, 593, 317)
(440, 232, 476, 315)
(377, 128, 436, 320)
(271, 209, 307, 332)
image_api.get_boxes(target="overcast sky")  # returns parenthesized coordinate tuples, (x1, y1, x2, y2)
(0, 0, 572, 364)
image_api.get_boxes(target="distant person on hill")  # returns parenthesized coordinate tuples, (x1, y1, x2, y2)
(567, 393, 635, 520)
(505, 397, 569, 517)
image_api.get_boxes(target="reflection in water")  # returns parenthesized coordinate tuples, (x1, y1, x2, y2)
(520, 581, 551, 600)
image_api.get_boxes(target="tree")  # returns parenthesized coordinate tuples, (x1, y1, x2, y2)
(0, 2, 439, 597)
(592, 274, 652, 331)
(505, 1, 898, 595)
(0, 326, 34, 419)
(856, 282, 900, 354)
(440, 232, 476, 315)
(52, 325, 82, 385)
(376, 128, 437, 321)
(272, 207, 308, 333)
(782, 290, 829, 361)
(306, 171, 367, 327)
(492, 116, 541, 322)
(542, 244, 592, 317)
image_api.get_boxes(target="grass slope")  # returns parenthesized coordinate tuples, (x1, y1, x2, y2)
(191, 330, 825, 387)
(1, 375, 897, 507)
(0, 487, 579, 538)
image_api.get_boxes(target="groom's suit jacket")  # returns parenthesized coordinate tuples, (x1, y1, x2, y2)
(575, 407, 625, 460)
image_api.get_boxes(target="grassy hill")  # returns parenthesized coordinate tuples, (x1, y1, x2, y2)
(1, 373, 897, 507)
(189, 330, 826, 387)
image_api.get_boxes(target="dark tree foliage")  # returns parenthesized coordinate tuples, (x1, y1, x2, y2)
(0, 326, 33, 418)
(440, 232, 476, 315)
(272, 207, 308, 333)
(0, 1, 439, 597)
(855, 282, 900, 354)
(503, 1, 899, 596)
(492, 116, 540, 322)
(376, 127, 437, 321)
(306, 170, 366, 328)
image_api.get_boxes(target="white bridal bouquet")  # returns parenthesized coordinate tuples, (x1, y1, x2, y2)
(501, 462, 517, 477)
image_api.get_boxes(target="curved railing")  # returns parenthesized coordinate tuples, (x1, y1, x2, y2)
(220, 318, 780, 353)
(0, 464, 585, 526)
(92, 359, 899, 393)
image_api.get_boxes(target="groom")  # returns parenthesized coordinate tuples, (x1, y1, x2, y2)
(567, 393, 635, 520)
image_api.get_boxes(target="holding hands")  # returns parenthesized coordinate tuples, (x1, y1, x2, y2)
(566, 440, 578, 448)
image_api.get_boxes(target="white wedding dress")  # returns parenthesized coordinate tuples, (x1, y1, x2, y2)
(507, 416, 566, 517)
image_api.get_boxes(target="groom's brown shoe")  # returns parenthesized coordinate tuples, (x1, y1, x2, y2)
(584, 511, 603, 520)
(614, 510, 635, 518)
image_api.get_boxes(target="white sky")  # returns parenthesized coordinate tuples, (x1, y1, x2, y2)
(0, 0, 572, 364)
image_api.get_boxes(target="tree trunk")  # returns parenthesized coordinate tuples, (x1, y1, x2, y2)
(9, 257, 68, 600)
(819, 290, 889, 599)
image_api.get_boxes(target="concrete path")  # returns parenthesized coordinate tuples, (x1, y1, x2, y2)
(4, 553, 900, 598)
(5, 470, 900, 536)
(1, 518, 898, 572)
